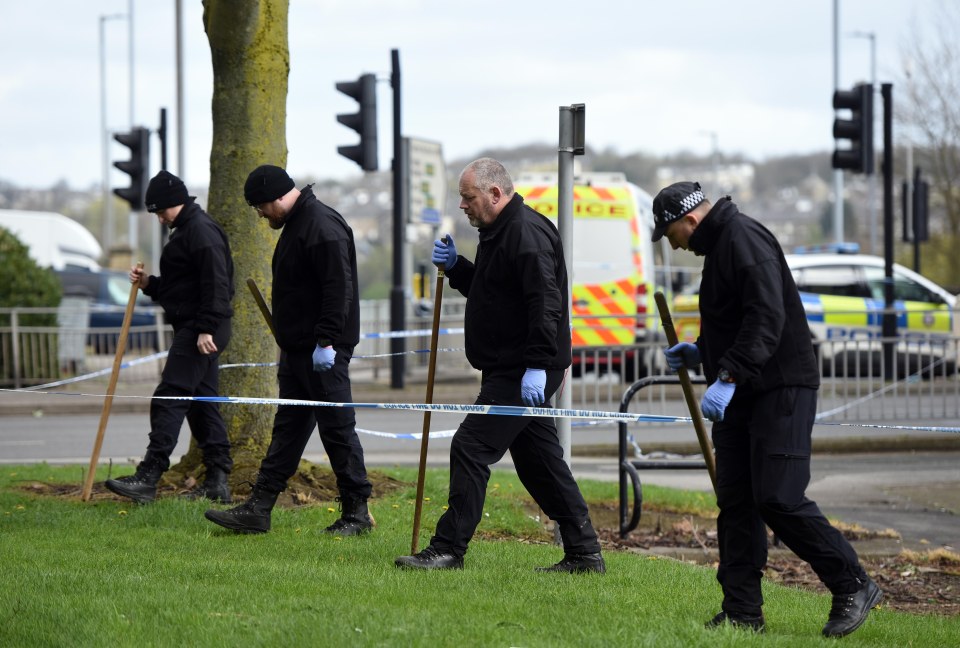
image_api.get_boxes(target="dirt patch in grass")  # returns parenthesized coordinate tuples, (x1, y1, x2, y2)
(589, 501, 960, 617)
(16, 467, 408, 508)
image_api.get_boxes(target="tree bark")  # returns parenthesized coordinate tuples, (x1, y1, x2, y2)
(172, 0, 290, 484)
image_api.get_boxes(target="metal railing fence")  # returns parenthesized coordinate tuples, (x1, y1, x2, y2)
(3, 303, 958, 422)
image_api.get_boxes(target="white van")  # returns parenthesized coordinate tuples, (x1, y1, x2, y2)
(0, 209, 102, 271)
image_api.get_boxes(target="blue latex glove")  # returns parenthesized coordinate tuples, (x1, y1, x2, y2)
(701, 379, 736, 422)
(664, 342, 701, 371)
(312, 344, 336, 373)
(432, 235, 458, 271)
(520, 368, 547, 407)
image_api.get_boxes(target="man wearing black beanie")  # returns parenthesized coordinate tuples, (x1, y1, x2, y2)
(105, 170, 236, 505)
(205, 164, 373, 537)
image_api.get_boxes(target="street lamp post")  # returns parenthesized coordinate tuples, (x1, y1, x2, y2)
(851, 30, 878, 255)
(699, 130, 719, 197)
(175, 0, 185, 177)
(832, 0, 843, 245)
(127, 0, 137, 260)
(100, 13, 126, 254)
(128, 0, 135, 127)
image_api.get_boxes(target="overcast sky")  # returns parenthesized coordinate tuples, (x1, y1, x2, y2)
(0, 0, 942, 191)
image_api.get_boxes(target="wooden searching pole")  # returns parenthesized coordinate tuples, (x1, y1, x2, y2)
(654, 291, 718, 491)
(410, 267, 446, 554)
(246, 278, 276, 341)
(81, 262, 144, 501)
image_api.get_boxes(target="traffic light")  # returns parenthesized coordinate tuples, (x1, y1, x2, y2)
(113, 126, 150, 210)
(336, 73, 378, 171)
(832, 83, 874, 175)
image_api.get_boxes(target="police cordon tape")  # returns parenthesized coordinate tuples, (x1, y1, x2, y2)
(1, 388, 683, 424)
(33, 324, 466, 390)
(21, 351, 171, 390)
(363, 327, 464, 339)
(22, 346, 466, 391)
(2, 387, 960, 436)
(355, 427, 456, 440)
(9, 325, 960, 436)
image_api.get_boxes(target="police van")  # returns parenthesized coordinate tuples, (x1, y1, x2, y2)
(514, 173, 658, 376)
(673, 248, 958, 377)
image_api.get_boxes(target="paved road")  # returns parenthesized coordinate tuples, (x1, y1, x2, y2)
(5, 405, 956, 461)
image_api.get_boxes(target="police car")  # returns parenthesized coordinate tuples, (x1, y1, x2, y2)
(672, 246, 958, 377)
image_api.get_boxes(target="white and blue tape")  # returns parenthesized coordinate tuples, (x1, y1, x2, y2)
(5, 324, 959, 438)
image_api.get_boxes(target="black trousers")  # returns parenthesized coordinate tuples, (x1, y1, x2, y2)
(144, 320, 232, 473)
(430, 367, 600, 559)
(255, 347, 371, 498)
(712, 386, 867, 616)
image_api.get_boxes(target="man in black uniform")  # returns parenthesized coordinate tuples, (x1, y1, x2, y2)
(655, 181, 881, 637)
(205, 164, 373, 536)
(395, 157, 604, 573)
(105, 170, 235, 504)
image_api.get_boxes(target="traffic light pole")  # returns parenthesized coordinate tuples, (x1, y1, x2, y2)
(881, 83, 896, 379)
(913, 167, 922, 274)
(390, 48, 405, 389)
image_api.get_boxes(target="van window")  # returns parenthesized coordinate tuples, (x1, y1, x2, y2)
(794, 265, 869, 298)
(571, 219, 635, 284)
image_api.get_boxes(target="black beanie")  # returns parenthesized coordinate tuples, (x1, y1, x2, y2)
(244, 164, 295, 206)
(145, 170, 192, 213)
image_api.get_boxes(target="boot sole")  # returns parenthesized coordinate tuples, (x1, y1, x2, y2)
(394, 558, 463, 570)
(534, 566, 606, 574)
(203, 510, 268, 534)
(104, 481, 156, 504)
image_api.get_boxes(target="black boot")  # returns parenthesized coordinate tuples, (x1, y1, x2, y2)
(105, 462, 163, 504)
(204, 486, 279, 533)
(395, 546, 464, 570)
(535, 552, 606, 574)
(183, 466, 232, 503)
(822, 577, 883, 637)
(537, 518, 604, 572)
(323, 493, 374, 536)
(706, 611, 765, 633)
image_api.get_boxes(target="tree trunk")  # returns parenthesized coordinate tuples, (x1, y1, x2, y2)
(171, 0, 290, 486)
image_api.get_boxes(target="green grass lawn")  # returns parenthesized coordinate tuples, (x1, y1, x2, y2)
(1, 463, 956, 647)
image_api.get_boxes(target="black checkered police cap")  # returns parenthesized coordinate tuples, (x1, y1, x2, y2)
(651, 181, 706, 242)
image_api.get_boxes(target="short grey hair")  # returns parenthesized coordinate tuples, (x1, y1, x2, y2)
(462, 157, 514, 195)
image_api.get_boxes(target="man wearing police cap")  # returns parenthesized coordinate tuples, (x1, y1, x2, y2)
(204, 164, 374, 537)
(653, 181, 881, 637)
(105, 170, 235, 505)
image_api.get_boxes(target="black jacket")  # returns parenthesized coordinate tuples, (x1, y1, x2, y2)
(143, 201, 234, 334)
(271, 186, 360, 353)
(446, 193, 571, 371)
(689, 197, 819, 392)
